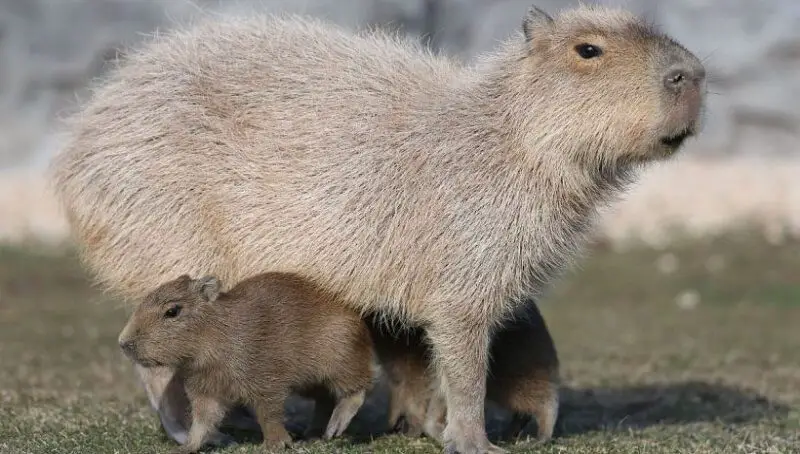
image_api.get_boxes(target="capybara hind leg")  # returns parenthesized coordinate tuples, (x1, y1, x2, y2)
(305, 393, 335, 439)
(387, 374, 431, 437)
(423, 389, 446, 442)
(427, 318, 505, 454)
(395, 392, 428, 437)
(387, 382, 409, 433)
(324, 389, 366, 439)
(135, 365, 191, 444)
(505, 413, 532, 441)
(532, 387, 559, 442)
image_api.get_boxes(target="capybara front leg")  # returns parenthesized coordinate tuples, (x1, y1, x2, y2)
(426, 318, 505, 454)
(253, 397, 292, 451)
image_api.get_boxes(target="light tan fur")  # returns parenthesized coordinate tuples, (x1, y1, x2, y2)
(373, 300, 560, 443)
(118, 273, 376, 453)
(51, 4, 705, 453)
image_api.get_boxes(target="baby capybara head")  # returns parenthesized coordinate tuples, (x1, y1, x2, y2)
(118, 274, 222, 368)
(517, 5, 706, 165)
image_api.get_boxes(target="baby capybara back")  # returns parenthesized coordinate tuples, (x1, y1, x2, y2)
(118, 273, 375, 453)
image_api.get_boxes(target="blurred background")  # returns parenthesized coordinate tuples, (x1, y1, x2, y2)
(0, 2, 798, 453)
(0, 0, 799, 246)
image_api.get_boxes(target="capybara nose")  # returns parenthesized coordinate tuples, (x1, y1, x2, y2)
(663, 62, 706, 92)
(119, 339, 136, 355)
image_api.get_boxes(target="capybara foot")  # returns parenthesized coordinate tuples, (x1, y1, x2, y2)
(262, 426, 292, 452)
(443, 424, 507, 454)
(393, 415, 424, 437)
(324, 390, 366, 439)
(443, 441, 507, 454)
(505, 413, 532, 441)
(170, 445, 198, 454)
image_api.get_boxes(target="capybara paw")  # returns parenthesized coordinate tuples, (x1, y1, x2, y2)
(534, 430, 553, 444)
(445, 442, 508, 454)
(262, 431, 292, 452)
(423, 419, 445, 442)
(170, 445, 197, 454)
(392, 416, 424, 438)
(443, 433, 507, 454)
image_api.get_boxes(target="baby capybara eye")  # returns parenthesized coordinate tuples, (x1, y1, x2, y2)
(164, 304, 182, 318)
(575, 43, 603, 59)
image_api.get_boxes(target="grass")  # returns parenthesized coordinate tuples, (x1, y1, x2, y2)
(0, 233, 799, 453)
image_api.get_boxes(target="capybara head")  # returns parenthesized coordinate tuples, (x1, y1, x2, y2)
(118, 274, 222, 368)
(515, 5, 706, 166)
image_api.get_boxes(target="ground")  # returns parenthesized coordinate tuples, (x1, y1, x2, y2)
(1, 232, 798, 454)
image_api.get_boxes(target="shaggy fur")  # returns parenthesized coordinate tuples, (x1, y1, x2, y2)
(51, 4, 705, 453)
(373, 301, 559, 443)
(118, 273, 376, 454)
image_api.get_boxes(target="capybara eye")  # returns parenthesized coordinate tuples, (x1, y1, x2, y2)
(164, 304, 182, 319)
(575, 44, 602, 59)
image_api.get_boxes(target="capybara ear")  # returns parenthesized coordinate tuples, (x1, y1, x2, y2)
(522, 5, 554, 42)
(193, 275, 221, 302)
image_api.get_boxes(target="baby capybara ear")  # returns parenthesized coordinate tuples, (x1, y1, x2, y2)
(192, 275, 221, 302)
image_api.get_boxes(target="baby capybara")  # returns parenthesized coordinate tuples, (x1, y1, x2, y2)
(118, 273, 375, 453)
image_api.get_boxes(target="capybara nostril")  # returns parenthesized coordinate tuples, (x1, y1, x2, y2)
(664, 68, 687, 90)
(119, 339, 135, 355)
(664, 61, 706, 92)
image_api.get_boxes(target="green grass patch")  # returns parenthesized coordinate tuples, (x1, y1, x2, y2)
(1, 233, 798, 453)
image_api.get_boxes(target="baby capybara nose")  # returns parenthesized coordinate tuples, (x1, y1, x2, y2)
(119, 339, 136, 356)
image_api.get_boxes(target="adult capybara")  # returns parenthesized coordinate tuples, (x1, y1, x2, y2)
(50, 4, 705, 453)
(373, 301, 560, 443)
(118, 273, 376, 453)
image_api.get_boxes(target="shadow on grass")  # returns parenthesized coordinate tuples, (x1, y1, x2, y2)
(550, 381, 790, 438)
(180, 379, 789, 448)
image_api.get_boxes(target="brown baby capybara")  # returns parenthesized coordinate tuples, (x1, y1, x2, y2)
(52, 4, 705, 452)
(117, 273, 376, 454)
(372, 301, 559, 443)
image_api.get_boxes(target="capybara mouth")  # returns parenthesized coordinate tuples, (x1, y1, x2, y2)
(133, 356, 163, 368)
(660, 128, 693, 149)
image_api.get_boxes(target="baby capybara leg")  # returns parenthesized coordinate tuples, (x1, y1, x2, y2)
(324, 389, 367, 439)
(253, 396, 292, 450)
